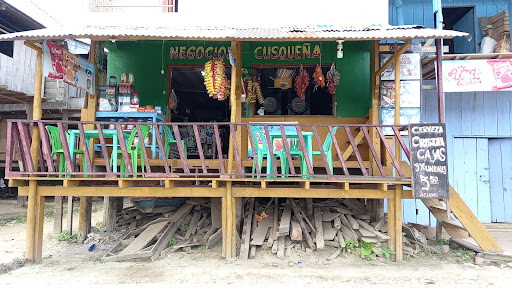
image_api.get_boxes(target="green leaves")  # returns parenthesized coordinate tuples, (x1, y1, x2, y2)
(380, 244, 395, 261)
(360, 240, 376, 260)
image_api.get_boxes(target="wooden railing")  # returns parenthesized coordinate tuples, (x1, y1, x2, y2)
(4, 120, 411, 181)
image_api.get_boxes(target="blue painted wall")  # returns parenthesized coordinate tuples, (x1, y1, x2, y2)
(404, 85, 512, 224)
(389, 0, 509, 47)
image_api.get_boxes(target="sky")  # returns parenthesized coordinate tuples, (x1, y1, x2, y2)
(6, 0, 389, 28)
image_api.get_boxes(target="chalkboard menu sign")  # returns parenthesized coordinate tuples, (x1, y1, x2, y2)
(409, 123, 449, 199)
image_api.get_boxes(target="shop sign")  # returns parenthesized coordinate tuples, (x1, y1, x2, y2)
(442, 59, 512, 92)
(169, 45, 229, 60)
(409, 123, 449, 199)
(42, 40, 96, 94)
(253, 43, 321, 60)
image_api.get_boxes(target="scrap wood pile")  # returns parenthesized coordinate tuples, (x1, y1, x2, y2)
(103, 198, 222, 262)
(238, 197, 392, 260)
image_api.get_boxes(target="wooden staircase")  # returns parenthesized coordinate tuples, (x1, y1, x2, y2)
(401, 162, 502, 253)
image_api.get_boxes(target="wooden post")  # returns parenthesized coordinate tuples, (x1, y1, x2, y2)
(67, 196, 73, 234)
(53, 196, 63, 234)
(368, 40, 385, 222)
(53, 110, 68, 234)
(224, 40, 242, 259)
(78, 40, 99, 243)
(26, 180, 37, 261)
(392, 42, 403, 261)
(104, 197, 123, 233)
(26, 44, 43, 262)
(34, 195, 45, 263)
(435, 38, 445, 123)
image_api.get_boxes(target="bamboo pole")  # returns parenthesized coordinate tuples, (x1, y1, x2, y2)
(26, 46, 43, 262)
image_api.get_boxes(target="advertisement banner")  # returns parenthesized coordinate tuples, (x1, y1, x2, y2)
(43, 40, 96, 94)
(442, 59, 512, 92)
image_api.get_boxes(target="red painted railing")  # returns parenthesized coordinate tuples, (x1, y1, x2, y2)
(4, 120, 411, 180)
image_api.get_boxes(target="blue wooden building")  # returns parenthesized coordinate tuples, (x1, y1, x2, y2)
(390, 0, 512, 224)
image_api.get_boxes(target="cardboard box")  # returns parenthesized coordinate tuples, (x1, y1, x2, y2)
(407, 223, 437, 240)
(274, 78, 292, 89)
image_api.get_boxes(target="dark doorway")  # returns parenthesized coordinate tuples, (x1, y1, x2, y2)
(442, 6, 477, 54)
(169, 67, 230, 122)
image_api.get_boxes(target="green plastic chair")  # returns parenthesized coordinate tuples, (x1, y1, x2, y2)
(250, 126, 288, 179)
(162, 125, 187, 159)
(45, 125, 87, 175)
(311, 126, 339, 173)
(111, 125, 151, 178)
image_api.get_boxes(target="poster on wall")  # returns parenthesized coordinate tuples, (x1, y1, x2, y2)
(380, 80, 421, 107)
(380, 107, 421, 135)
(380, 52, 421, 80)
(43, 40, 96, 95)
(442, 59, 512, 92)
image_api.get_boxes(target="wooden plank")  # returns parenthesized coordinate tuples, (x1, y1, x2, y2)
(210, 198, 222, 228)
(501, 139, 512, 222)
(290, 221, 302, 241)
(314, 208, 324, 249)
(337, 230, 345, 248)
(239, 198, 254, 261)
(277, 236, 285, 259)
(184, 211, 200, 240)
(343, 199, 367, 214)
(345, 214, 360, 230)
(355, 219, 390, 240)
(489, 139, 504, 222)
(277, 202, 291, 236)
(206, 228, 223, 249)
(472, 92, 485, 135)
(322, 222, 337, 240)
(463, 138, 478, 215)
(289, 198, 315, 250)
(250, 213, 273, 245)
(151, 218, 184, 262)
(119, 221, 168, 256)
(339, 223, 357, 241)
(327, 249, 341, 261)
(273, 199, 279, 240)
(483, 91, 498, 135)
(168, 203, 194, 223)
(321, 212, 340, 222)
(333, 216, 341, 229)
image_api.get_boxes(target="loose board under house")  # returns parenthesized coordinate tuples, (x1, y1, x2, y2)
(409, 123, 449, 199)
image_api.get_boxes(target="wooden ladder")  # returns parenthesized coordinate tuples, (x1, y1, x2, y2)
(401, 162, 502, 253)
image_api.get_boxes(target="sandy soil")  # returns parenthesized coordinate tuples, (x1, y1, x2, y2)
(1, 202, 512, 287)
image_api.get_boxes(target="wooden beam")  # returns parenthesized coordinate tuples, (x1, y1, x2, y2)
(18, 186, 226, 197)
(232, 187, 395, 199)
(376, 40, 412, 76)
(24, 41, 42, 52)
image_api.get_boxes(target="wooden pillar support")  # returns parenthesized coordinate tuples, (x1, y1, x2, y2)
(223, 41, 242, 259)
(53, 196, 63, 234)
(391, 42, 404, 261)
(25, 43, 43, 263)
(368, 40, 384, 222)
(77, 40, 99, 243)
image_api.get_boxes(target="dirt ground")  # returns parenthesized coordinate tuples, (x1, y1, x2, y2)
(1, 199, 512, 287)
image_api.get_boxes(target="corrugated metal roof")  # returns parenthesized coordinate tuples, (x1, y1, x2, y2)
(0, 25, 469, 41)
